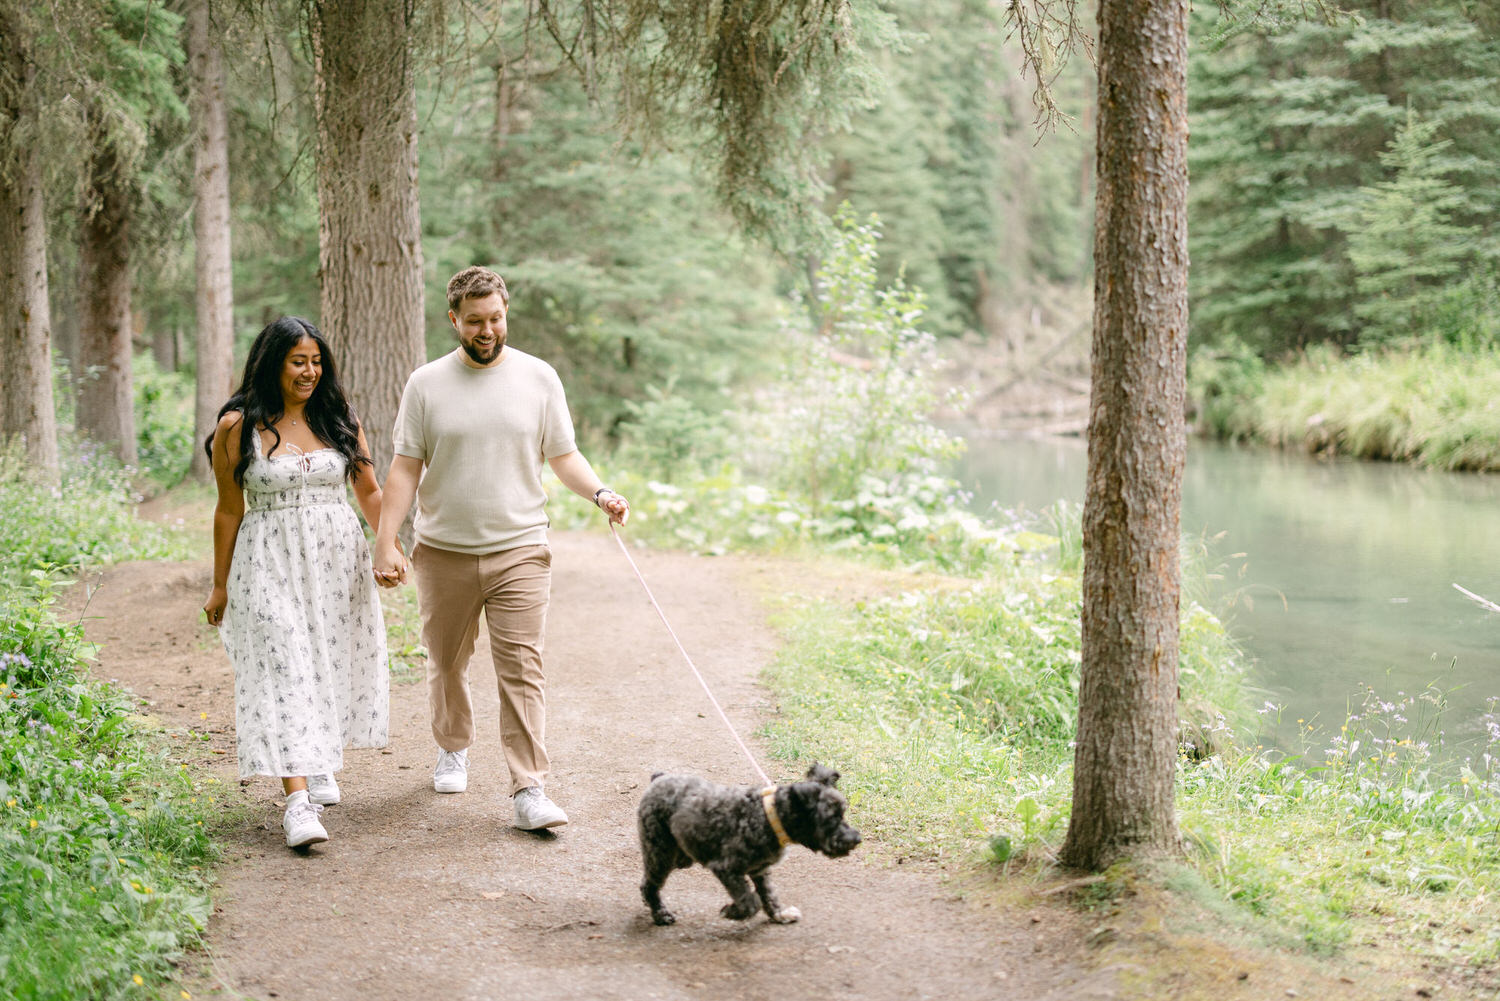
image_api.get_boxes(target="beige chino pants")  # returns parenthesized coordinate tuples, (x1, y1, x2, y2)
(412, 542, 552, 794)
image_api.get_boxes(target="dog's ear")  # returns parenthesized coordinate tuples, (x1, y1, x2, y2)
(805, 762, 841, 787)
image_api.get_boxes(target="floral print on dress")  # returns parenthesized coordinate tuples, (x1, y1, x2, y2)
(220, 427, 389, 778)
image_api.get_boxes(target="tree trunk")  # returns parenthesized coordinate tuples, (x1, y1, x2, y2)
(0, 19, 60, 481)
(187, 0, 235, 482)
(310, 0, 426, 477)
(1060, 0, 1189, 871)
(76, 137, 138, 467)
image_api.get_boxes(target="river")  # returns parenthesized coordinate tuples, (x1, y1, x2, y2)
(953, 432, 1500, 754)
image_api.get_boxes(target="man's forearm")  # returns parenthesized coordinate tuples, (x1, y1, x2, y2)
(376, 456, 421, 550)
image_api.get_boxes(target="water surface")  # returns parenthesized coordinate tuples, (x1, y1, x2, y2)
(954, 433, 1500, 750)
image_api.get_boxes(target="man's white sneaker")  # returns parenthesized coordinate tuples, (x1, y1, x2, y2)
(513, 786, 568, 830)
(433, 748, 469, 793)
(283, 797, 329, 848)
(307, 773, 341, 806)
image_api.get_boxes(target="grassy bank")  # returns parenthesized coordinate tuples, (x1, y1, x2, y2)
(1192, 340, 1500, 471)
(0, 441, 221, 1001)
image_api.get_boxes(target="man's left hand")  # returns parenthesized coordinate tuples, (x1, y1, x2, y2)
(598, 489, 630, 526)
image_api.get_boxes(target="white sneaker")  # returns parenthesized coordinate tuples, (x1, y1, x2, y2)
(307, 773, 341, 806)
(433, 748, 469, 793)
(283, 798, 328, 848)
(513, 786, 568, 829)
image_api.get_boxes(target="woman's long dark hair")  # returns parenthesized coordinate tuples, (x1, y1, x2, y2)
(203, 316, 371, 486)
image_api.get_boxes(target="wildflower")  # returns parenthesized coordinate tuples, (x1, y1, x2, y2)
(133, 975, 144, 986)
(182, 992, 192, 1000)
(29, 818, 37, 829)
(4, 799, 13, 807)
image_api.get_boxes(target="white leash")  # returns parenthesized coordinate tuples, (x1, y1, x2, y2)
(608, 522, 773, 787)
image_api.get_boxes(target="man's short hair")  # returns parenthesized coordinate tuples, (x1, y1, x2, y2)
(447, 266, 509, 312)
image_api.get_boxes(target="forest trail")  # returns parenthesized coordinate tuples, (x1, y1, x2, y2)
(72, 530, 1103, 1001)
(69, 527, 1432, 1001)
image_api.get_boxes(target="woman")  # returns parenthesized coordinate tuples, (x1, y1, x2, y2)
(203, 317, 389, 850)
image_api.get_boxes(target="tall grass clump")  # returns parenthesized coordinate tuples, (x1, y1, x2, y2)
(1190, 340, 1500, 471)
(0, 573, 219, 1000)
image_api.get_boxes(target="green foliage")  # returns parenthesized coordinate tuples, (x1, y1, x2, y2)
(1189, 339, 1500, 470)
(750, 207, 965, 513)
(826, 0, 1093, 337)
(613, 383, 735, 483)
(0, 574, 217, 1000)
(0, 435, 189, 583)
(610, 0, 888, 251)
(131, 356, 195, 488)
(573, 208, 993, 569)
(1348, 113, 1491, 346)
(419, 63, 783, 443)
(1189, 1, 1500, 355)
(1188, 338, 1267, 439)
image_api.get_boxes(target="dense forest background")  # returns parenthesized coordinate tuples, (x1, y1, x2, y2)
(3, 0, 1498, 473)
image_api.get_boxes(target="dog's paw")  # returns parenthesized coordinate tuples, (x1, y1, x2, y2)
(650, 909, 676, 926)
(720, 900, 757, 921)
(770, 906, 802, 924)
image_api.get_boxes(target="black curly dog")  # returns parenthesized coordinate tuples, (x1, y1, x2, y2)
(636, 763, 861, 926)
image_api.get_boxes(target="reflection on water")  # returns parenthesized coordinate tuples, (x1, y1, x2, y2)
(953, 432, 1500, 750)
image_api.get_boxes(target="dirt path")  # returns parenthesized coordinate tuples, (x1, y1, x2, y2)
(72, 530, 1111, 1001)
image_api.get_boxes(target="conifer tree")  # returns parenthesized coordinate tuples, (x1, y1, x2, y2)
(1348, 114, 1480, 345)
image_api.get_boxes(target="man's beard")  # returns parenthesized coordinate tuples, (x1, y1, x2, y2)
(460, 336, 504, 365)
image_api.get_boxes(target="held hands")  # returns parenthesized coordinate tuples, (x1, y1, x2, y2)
(373, 541, 407, 588)
(595, 488, 630, 526)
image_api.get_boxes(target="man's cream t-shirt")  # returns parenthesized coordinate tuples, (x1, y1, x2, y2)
(392, 347, 577, 554)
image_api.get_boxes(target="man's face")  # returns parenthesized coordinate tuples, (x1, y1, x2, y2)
(451, 292, 508, 367)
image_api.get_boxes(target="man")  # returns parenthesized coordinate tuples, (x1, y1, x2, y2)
(373, 265, 629, 830)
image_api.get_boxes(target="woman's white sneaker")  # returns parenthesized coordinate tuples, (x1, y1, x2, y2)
(433, 748, 469, 793)
(283, 795, 329, 848)
(307, 773, 341, 805)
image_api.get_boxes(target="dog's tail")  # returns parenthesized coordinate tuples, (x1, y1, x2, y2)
(649, 771, 665, 782)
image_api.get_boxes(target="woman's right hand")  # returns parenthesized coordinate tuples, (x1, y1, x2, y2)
(204, 586, 228, 627)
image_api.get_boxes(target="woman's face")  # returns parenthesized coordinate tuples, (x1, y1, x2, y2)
(280, 336, 322, 407)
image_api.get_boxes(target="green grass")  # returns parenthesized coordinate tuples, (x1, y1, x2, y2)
(0, 436, 193, 583)
(0, 435, 216, 1000)
(378, 584, 427, 685)
(0, 574, 222, 1001)
(1192, 340, 1500, 471)
(757, 540, 1250, 862)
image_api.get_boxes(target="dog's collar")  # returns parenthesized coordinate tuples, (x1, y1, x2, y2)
(760, 786, 792, 848)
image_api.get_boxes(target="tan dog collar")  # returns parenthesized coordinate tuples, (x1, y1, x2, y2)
(761, 786, 791, 848)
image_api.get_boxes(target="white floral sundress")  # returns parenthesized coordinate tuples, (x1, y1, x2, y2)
(220, 426, 389, 779)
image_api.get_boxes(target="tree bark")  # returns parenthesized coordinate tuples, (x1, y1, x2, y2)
(186, 0, 236, 482)
(309, 0, 426, 477)
(0, 17, 60, 481)
(1060, 0, 1189, 871)
(76, 133, 138, 467)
